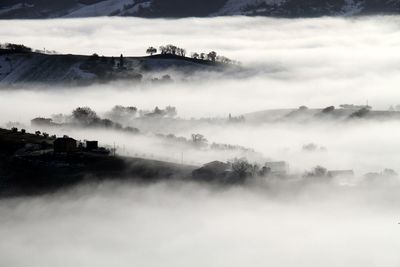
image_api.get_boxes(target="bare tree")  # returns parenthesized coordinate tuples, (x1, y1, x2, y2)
(159, 46, 167, 54)
(231, 158, 251, 179)
(177, 48, 186, 57)
(191, 134, 207, 147)
(191, 52, 199, 59)
(207, 51, 217, 62)
(72, 107, 99, 125)
(146, 46, 157, 56)
(165, 106, 177, 117)
(119, 54, 124, 69)
(164, 44, 178, 55)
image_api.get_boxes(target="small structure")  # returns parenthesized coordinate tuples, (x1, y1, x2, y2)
(86, 140, 98, 151)
(54, 137, 77, 153)
(327, 170, 354, 178)
(264, 161, 288, 176)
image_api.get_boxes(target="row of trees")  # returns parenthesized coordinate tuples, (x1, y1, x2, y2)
(146, 44, 239, 64)
(0, 43, 57, 54)
(105, 105, 178, 123)
(0, 43, 32, 53)
(190, 50, 238, 64)
(146, 45, 186, 57)
(71, 107, 139, 133)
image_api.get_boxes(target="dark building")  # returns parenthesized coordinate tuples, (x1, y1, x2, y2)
(86, 140, 98, 150)
(54, 137, 77, 153)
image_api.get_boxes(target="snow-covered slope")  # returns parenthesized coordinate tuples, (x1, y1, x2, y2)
(0, 51, 225, 86)
(0, 3, 34, 15)
(0, 0, 399, 18)
(215, 0, 286, 15)
(64, 0, 151, 18)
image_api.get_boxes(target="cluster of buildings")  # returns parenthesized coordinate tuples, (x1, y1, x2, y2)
(53, 137, 109, 155)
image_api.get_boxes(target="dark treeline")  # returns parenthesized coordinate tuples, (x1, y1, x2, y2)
(0, 43, 32, 53)
(31, 105, 254, 156)
(146, 44, 240, 65)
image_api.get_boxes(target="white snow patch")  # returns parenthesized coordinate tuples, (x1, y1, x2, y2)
(0, 54, 40, 83)
(64, 0, 136, 18)
(216, 0, 286, 15)
(121, 1, 151, 15)
(67, 64, 97, 80)
(0, 3, 34, 15)
(340, 0, 364, 16)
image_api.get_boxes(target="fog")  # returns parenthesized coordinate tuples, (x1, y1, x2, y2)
(1, 16, 400, 266)
(1, 16, 400, 114)
(1, 182, 400, 267)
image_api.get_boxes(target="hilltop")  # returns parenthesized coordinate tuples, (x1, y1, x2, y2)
(244, 105, 400, 123)
(0, 44, 235, 86)
(0, 0, 399, 19)
(0, 127, 197, 196)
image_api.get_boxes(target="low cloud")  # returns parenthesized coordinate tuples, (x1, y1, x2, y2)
(0, 181, 399, 267)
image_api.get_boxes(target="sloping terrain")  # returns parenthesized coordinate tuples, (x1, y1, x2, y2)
(0, 0, 399, 18)
(244, 107, 400, 123)
(0, 50, 223, 86)
(0, 128, 197, 196)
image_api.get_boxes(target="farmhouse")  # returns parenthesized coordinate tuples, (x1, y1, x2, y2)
(54, 137, 77, 153)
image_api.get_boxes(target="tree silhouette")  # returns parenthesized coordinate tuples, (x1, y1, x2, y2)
(119, 54, 124, 69)
(191, 52, 199, 59)
(165, 106, 177, 117)
(207, 51, 217, 62)
(177, 48, 186, 57)
(146, 46, 157, 56)
(72, 107, 99, 125)
(231, 158, 251, 179)
(191, 134, 207, 146)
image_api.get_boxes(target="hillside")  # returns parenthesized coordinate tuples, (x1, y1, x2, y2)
(0, 0, 399, 19)
(244, 106, 400, 123)
(0, 127, 197, 196)
(0, 49, 225, 86)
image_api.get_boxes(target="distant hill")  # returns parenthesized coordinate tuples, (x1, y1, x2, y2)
(0, 0, 399, 19)
(0, 49, 227, 86)
(244, 106, 400, 123)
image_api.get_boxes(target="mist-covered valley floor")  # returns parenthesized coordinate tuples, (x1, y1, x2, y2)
(1, 181, 400, 267)
(1, 15, 400, 266)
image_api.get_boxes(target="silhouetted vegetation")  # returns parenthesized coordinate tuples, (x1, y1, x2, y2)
(349, 107, 370, 118)
(0, 43, 32, 53)
(231, 158, 251, 179)
(146, 44, 239, 65)
(146, 46, 157, 56)
(303, 165, 328, 178)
